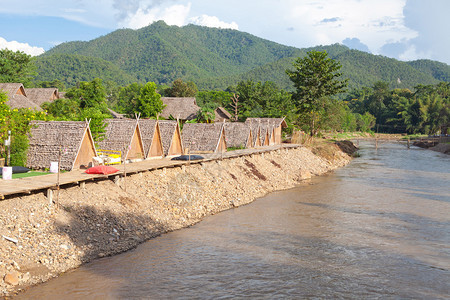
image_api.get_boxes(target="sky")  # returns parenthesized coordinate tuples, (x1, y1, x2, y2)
(0, 0, 449, 65)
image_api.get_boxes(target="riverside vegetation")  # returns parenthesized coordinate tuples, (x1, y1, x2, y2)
(0, 142, 353, 297)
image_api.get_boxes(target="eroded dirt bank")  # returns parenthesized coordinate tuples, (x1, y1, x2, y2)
(0, 145, 351, 297)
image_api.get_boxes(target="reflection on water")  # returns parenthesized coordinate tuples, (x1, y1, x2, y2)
(18, 142, 450, 299)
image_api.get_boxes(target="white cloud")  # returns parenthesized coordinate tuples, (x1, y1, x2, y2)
(286, 0, 417, 54)
(189, 15, 238, 30)
(119, 3, 191, 29)
(398, 45, 432, 62)
(0, 37, 45, 56)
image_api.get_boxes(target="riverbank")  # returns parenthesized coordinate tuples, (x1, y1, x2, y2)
(0, 143, 352, 297)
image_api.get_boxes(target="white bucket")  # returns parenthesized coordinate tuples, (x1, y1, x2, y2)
(2, 167, 12, 180)
(50, 161, 59, 173)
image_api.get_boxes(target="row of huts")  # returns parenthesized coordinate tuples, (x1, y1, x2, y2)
(26, 118, 286, 171)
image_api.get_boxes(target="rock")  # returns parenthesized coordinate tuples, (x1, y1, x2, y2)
(4, 272, 20, 286)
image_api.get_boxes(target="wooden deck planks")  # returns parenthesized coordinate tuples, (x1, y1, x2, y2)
(0, 144, 300, 198)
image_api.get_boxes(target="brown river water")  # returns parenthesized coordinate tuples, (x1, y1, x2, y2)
(17, 141, 450, 299)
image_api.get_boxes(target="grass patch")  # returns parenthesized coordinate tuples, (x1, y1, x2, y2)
(12, 171, 52, 179)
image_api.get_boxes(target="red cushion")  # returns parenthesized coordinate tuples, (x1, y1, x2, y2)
(85, 165, 119, 175)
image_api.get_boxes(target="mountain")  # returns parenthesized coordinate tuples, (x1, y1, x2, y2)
(35, 21, 449, 91)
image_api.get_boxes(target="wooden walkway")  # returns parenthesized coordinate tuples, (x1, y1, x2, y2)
(0, 144, 300, 199)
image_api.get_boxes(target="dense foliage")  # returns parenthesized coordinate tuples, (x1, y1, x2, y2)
(345, 82, 450, 134)
(0, 49, 36, 87)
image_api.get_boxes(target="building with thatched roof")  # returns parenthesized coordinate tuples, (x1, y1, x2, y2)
(98, 119, 145, 161)
(214, 107, 232, 122)
(250, 126, 262, 147)
(160, 97, 200, 120)
(245, 118, 287, 144)
(27, 121, 97, 171)
(138, 119, 164, 159)
(182, 123, 227, 153)
(158, 120, 184, 157)
(0, 83, 42, 110)
(224, 122, 253, 149)
(24, 88, 59, 107)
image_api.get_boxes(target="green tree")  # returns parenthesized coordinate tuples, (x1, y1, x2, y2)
(167, 79, 198, 97)
(117, 83, 144, 117)
(66, 78, 108, 110)
(137, 82, 164, 118)
(286, 50, 348, 135)
(0, 49, 36, 86)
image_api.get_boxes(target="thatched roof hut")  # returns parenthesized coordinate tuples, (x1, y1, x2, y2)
(24, 88, 59, 107)
(224, 122, 252, 149)
(138, 119, 164, 159)
(245, 117, 287, 144)
(158, 120, 184, 157)
(182, 123, 227, 153)
(160, 97, 200, 120)
(214, 107, 232, 122)
(27, 121, 97, 171)
(0, 83, 42, 110)
(250, 126, 262, 147)
(98, 119, 145, 161)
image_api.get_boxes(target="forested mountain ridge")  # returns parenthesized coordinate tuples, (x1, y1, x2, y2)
(36, 21, 449, 91)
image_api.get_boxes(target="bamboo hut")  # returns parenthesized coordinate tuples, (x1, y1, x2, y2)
(138, 119, 164, 159)
(158, 120, 184, 157)
(245, 117, 287, 144)
(24, 88, 60, 107)
(27, 120, 97, 171)
(224, 122, 252, 149)
(0, 83, 41, 110)
(182, 123, 227, 153)
(160, 97, 200, 121)
(250, 126, 262, 147)
(214, 107, 232, 122)
(98, 119, 145, 162)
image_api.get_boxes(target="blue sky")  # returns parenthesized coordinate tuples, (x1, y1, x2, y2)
(0, 0, 449, 65)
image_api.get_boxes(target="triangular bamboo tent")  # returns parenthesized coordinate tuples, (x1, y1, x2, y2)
(138, 119, 164, 159)
(245, 117, 287, 144)
(182, 123, 227, 153)
(224, 122, 253, 149)
(98, 119, 145, 162)
(158, 120, 184, 157)
(27, 120, 97, 171)
(251, 126, 262, 147)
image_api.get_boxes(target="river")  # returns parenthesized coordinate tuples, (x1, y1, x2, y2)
(17, 141, 450, 299)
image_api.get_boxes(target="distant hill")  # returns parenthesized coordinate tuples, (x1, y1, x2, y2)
(35, 53, 138, 86)
(35, 21, 449, 91)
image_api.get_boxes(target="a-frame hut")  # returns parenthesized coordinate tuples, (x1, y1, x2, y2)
(182, 123, 227, 154)
(98, 119, 145, 162)
(158, 120, 184, 157)
(245, 118, 287, 144)
(0, 83, 42, 110)
(138, 119, 164, 159)
(224, 122, 252, 149)
(250, 126, 262, 147)
(27, 121, 97, 171)
(24, 88, 60, 107)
